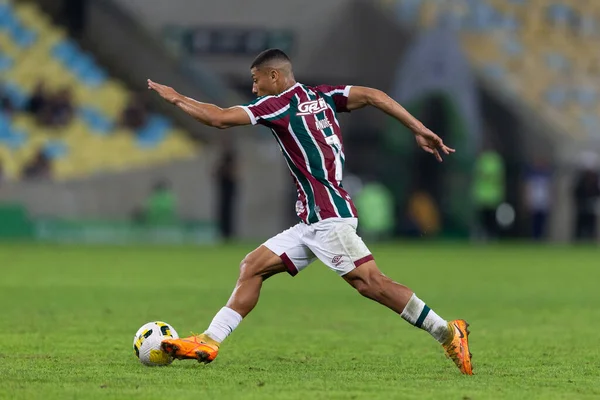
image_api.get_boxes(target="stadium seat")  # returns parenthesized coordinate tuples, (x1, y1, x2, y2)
(2, 81, 29, 109)
(136, 115, 172, 149)
(0, 52, 11, 71)
(79, 107, 114, 135)
(394, 0, 422, 25)
(41, 140, 67, 160)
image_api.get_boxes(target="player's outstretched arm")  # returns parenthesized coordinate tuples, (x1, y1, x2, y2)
(347, 86, 455, 162)
(147, 79, 251, 129)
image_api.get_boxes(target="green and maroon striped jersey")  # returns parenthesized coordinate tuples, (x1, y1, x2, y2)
(237, 83, 358, 224)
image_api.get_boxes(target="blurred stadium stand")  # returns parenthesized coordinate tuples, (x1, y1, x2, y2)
(0, 0, 198, 181)
(0, 0, 290, 240)
(387, 0, 600, 144)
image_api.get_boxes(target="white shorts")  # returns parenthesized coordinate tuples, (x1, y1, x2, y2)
(263, 218, 373, 277)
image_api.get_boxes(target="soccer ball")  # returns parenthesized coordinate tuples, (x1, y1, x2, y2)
(133, 321, 179, 366)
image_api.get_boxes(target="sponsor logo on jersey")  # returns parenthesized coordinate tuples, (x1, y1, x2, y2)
(297, 98, 328, 116)
(316, 117, 332, 131)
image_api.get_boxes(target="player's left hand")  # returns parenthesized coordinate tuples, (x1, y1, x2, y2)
(147, 79, 181, 104)
(415, 130, 455, 162)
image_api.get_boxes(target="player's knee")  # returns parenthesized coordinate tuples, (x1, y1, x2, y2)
(238, 253, 263, 280)
(354, 280, 371, 297)
(239, 254, 256, 280)
(355, 270, 386, 299)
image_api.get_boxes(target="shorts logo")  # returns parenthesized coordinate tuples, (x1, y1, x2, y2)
(297, 98, 328, 116)
(331, 255, 343, 266)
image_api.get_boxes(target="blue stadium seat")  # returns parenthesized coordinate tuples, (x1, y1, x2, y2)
(0, 113, 10, 133)
(0, 6, 19, 31)
(0, 3, 10, 20)
(80, 66, 108, 88)
(136, 115, 171, 148)
(501, 15, 519, 31)
(11, 25, 36, 48)
(0, 126, 27, 150)
(395, 0, 422, 25)
(43, 140, 68, 159)
(468, 3, 497, 31)
(67, 52, 94, 76)
(574, 86, 597, 108)
(547, 3, 572, 25)
(51, 39, 79, 66)
(79, 107, 114, 135)
(502, 36, 523, 56)
(578, 16, 598, 36)
(580, 114, 599, 138)
(438, 11, 464, 31)
(545, 52, 569, 72)
(545, 86, 568, 107)
(0, 54, 13, 72)
(482, 63, 506, 81)
(2, 82, 29, 110)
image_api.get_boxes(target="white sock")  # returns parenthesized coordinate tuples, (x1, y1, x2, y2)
(204, 307, 243, 343)
(400, 294, 450, 343)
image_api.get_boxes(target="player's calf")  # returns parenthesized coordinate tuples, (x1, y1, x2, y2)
(344, 262, 473, 374)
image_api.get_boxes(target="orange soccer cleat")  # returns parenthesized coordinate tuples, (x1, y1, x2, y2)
(442, 319, 473, 375)
(161, 333, 220, 364)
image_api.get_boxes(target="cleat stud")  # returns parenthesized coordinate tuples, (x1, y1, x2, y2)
(196, 350, 211, 364)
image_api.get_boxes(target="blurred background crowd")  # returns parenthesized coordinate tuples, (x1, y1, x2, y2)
(0, 0, 599, 245)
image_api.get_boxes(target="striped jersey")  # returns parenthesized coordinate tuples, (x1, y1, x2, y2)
(238, 83, 358, 225)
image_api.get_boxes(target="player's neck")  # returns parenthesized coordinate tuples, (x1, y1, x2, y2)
(277, 78, 297, 94)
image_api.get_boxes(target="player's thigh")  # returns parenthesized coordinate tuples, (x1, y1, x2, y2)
(263, 223, 316, 277)
(307, 218, 373, 276)
(240, 245, 289, 280)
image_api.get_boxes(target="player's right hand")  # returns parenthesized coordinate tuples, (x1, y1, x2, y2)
(415, 129, 455, 163)
(147, 79, 181, 104)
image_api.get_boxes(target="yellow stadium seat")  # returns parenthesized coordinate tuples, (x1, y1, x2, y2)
(14, 2, 52, 33)
(0, 32, 19, 58)
(1, 156, 20, 180)
(12, 114, 37, 131)
(37, 29, 66, 51)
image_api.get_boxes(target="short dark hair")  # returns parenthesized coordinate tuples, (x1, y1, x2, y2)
(250, 48, 290, 69)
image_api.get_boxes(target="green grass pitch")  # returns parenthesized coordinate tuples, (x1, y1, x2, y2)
(1, 242, 599, 399)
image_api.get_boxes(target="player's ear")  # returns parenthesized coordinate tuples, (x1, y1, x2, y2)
(270, 69, 278, 81)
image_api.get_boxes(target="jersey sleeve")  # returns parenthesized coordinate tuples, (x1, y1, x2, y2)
(235, 95, 290, 126)
(315, 85, 352, 113)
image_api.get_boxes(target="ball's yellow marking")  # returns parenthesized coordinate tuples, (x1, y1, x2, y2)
(149, 349, 172, 365)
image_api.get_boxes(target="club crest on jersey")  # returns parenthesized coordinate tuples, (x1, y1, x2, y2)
(297, 98, 328, 116)
(295, 200, 305, 215)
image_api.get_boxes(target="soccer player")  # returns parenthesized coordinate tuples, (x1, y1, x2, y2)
(148, 49, 472, 375)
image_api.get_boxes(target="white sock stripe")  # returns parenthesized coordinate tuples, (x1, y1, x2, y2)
(401, 294, 450, 344)
(400, 293, 423, 325)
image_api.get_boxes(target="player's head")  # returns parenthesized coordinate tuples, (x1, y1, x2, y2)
(250, 48, 295, 97)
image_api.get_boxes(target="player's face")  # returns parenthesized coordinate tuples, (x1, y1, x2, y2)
(251, 68, 278, 97)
